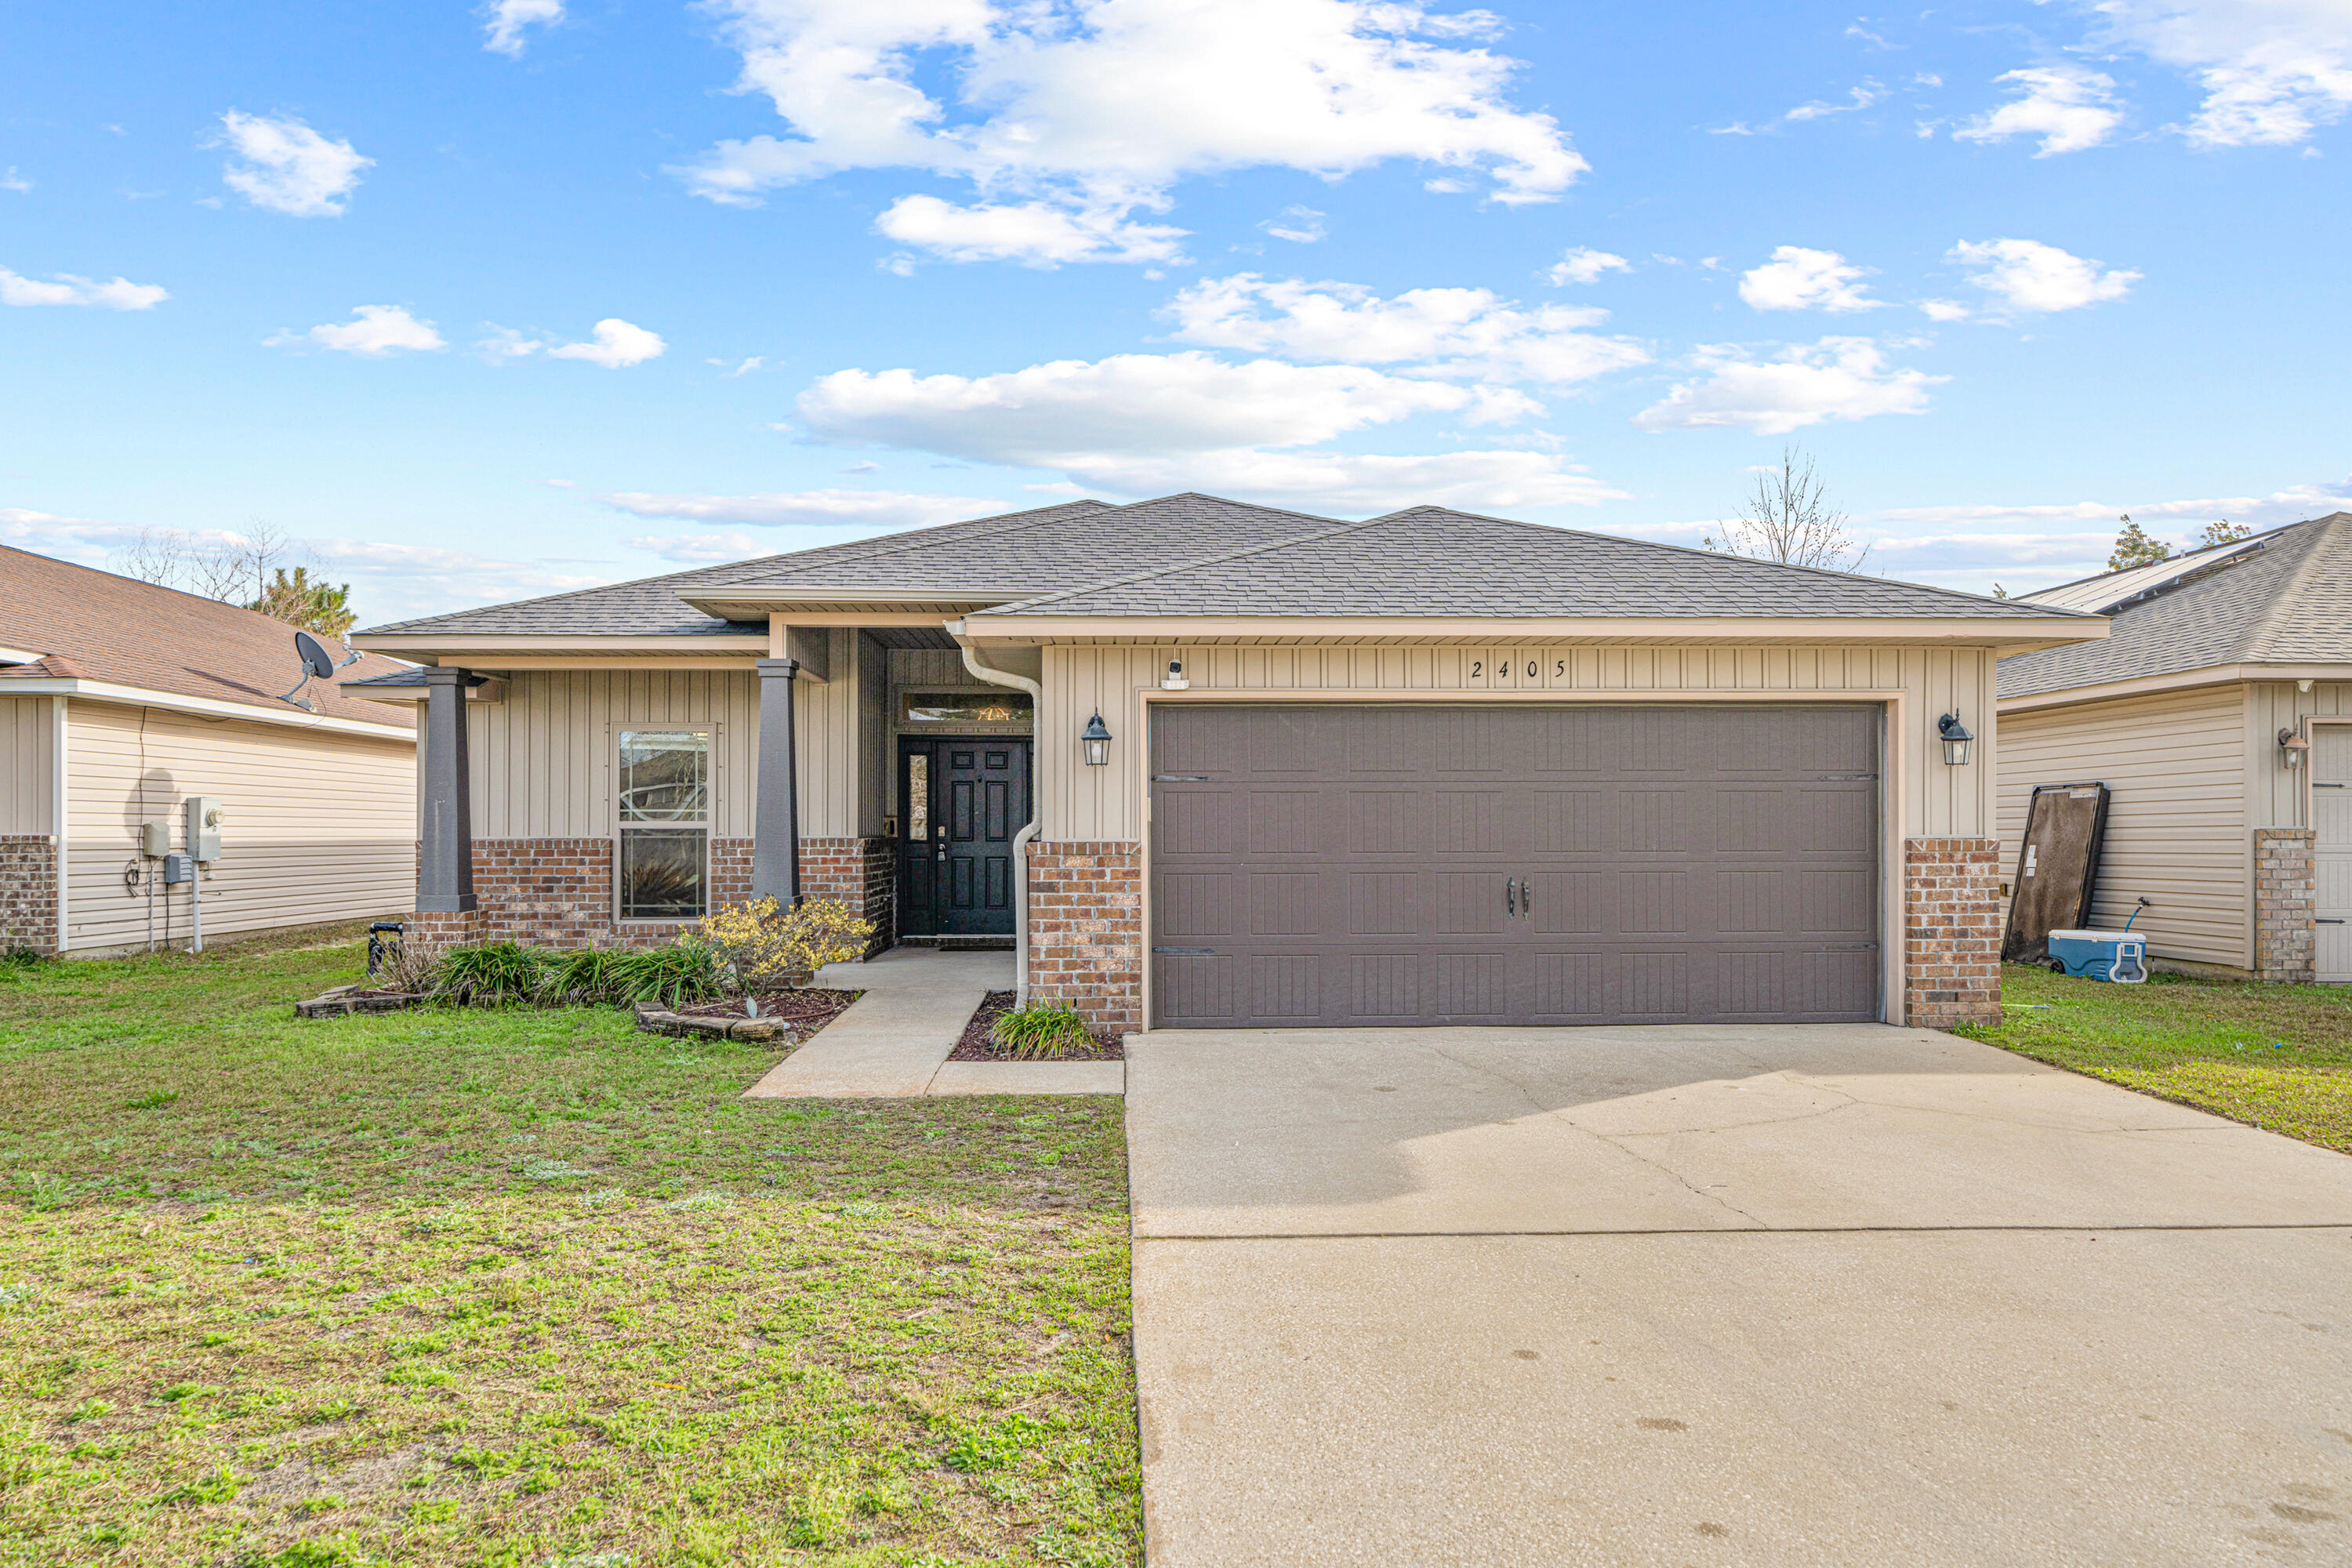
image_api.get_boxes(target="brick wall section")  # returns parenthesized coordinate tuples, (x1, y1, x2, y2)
(798, 836, 895, 957)
(2253, 827, 2317, 985)
(404, 909, 481, 953)
(0, 835, 58, 956)
(410, 836, 889, 952)
(1904, 837, 2003, 1030)
(1026, 840, 1144, 1030)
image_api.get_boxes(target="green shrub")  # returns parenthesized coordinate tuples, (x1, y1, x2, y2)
(541, 946, 633, 1006)
(430, 942, 548, 1008)
(989, 1002, 1095, 1061)
(610, 936, 727, 1011)
(700, 897, 876, 989)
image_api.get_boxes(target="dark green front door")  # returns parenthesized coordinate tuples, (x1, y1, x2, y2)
(898, 737, 1030, 937)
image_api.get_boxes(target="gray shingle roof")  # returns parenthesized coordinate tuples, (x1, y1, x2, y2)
(2001, 513, 2352, 699)
(974, 506, 2091, 621)
(358, 492, 2092, 641)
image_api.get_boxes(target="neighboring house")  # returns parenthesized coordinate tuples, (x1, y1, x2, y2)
(1997, 513, 2352, 985)
(348, 494, 2102, 1031)
(0, 546, 419, 956)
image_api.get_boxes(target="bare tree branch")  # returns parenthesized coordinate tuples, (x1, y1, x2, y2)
(1703, 445, 1872, 573)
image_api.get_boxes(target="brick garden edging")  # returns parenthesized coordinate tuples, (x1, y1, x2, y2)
(2253, 827, 2318, 985)
(0, 834, 58, 956)
(1904, 837, 2002, 1029)
(1025, 840, 1144, 1031)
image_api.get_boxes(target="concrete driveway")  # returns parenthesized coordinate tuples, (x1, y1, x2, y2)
(1124, 1024, 2352, 1566)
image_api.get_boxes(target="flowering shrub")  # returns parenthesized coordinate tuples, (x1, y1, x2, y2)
(699, 897, 876, 989)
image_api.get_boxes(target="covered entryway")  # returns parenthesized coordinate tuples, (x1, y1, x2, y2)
(1149, 702, 1881, 1028)
(897, 736, 1030, 938)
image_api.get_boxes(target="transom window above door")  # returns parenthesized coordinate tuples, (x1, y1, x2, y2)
(618, 729, 707, 919)
(901, 691, 1032, 724)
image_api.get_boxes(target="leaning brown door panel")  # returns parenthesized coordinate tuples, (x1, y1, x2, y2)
(1149, 703, 1878, 1029)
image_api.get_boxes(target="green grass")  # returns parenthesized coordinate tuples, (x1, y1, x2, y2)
(0, 933, 1137, 1568)
(1958, 964, 2352, 1154)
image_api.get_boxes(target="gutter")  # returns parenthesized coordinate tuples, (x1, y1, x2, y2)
(953, 629, 1043, 1005)
(0, 677, 417, 742)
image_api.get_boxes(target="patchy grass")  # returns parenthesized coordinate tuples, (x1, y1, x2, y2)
(1958, 964, 2352, 1154)
(0, 941, 1136, 1567)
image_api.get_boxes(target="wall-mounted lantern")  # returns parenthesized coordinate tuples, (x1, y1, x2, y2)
(2280, 727, 2311, 769)
(1162, 657, 1189, 691)
(1080, 712, 1112, 767)
(1937, 713, 1975, 767)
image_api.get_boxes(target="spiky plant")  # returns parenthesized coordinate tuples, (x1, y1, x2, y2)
(989, 1001, 1095, 1061)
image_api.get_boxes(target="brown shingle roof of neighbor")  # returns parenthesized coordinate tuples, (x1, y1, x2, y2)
(356, 492, 2095, 641)
(2001, 512, 2352, 699)
(0, 545, 416, 729)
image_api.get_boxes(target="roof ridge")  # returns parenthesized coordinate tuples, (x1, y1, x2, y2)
(982, 505, 1372, 614)
(2021, 517, 2307, 607)
(1348, 506, 2095, 620)
(2241, 513, 2350, 659)
(703, 498, 1112, 586)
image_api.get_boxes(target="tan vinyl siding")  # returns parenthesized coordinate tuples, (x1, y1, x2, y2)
(1996, 685, 2251, 969)
(1, 697, 55, 833)
(1041, 642, 1999, 844)
(63, 699, 415, 953)
(452, 642, 884, 841)
(2245, 680, 2352, 830)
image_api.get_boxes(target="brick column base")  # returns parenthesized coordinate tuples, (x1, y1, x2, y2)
(2254, 827, 2317, 984)
(0, 835, 59, 956)
(1904, 837, 2002, 1029)
(800, 835, 895, 957)
(1026, 841, 1143, 1031)
(405, 909, 483, 953)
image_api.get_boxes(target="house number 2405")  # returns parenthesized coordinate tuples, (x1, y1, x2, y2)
(1468, 659, 1563, 679)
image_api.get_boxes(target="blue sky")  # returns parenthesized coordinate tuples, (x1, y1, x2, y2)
(3, 0, 2348, 624)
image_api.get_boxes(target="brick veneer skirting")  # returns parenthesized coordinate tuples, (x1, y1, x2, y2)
(0, 835, 59, 956)
(408, 835, 895, 953)
(2253, 827, 2317, 985)
(1903, 837, 2002, 1030)
(1026, 840, 1143, 1030)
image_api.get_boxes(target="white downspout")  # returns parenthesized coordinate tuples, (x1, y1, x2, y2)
(51, 695, 67, 957)
(954, 627, 1042, 1004)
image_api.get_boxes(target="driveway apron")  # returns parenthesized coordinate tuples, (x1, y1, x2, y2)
(1124, 1024, 2352, 1566)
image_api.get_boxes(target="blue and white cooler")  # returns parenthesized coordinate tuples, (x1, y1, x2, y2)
(2046, 929, 2149, 983)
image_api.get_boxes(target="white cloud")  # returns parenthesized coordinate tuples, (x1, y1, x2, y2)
(2089, 0, 2352, 147)
(484, 0, 563, 56)
(875, 195, 1187, 267)
(1953, 66, 2125, 155)
(0, 266, 169, 310)
(546, 318, 666, 368)
(1261, 205, 1327, 244)
(1, 169, 30, 194)
(1633, 337, 1944, 434)
(1161, 274, 1648, 384)
(1918, 298, 1973, 322)
(269, 305, 446, 357)
(678, 0, 1583, 261)
(1784, 80, 1891, 121)
(601, 488, 1003, 528)
(1546, 247, 1630, 286)
(1949, 238, 2139, 314)
(1056, 448, 1626, 510)
(214, 111, 372, 216)
(1737, 246, 1882, 312)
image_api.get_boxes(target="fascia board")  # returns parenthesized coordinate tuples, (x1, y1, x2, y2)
(350, 634, 770, 657)
(0, 679, 419, 741)
(959, 614, 2109, 647)
(1998, 661, 2352, 713)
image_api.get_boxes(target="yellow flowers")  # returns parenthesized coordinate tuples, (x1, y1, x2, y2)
(699, 897, 877, 989)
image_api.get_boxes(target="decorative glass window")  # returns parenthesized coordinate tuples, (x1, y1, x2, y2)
(900, 691, 1033, 724)
(618, 730, 708, 918)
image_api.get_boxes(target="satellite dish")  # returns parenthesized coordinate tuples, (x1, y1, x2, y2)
(278, 630, 363, 711)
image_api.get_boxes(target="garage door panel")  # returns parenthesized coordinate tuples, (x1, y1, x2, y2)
(1149, 703, 1880, 1029)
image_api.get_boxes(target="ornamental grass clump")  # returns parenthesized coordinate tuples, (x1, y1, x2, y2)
(699, 898, 876, 991)
(989, 1001, 1095, 1061)
(615, 935, 728, 1010)
(431, 942, 547, 1008)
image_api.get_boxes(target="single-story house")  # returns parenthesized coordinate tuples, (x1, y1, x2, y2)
(0, 546, 419, 956)
(1998, 511, 2352, 984)
(348, 494, 2103, 1031)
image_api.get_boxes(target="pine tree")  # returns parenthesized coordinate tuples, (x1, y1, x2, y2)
(248, 566, 357, 637)
(2107, 516, 2173, 572)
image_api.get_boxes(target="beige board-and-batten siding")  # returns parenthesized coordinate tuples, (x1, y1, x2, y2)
(60, 698, 416, 953)
(1996, 684, 2252, 971)
(2246, 680, 2352, 831)
(1038, 643, 2001, 844)
(1, 696, 56, 833)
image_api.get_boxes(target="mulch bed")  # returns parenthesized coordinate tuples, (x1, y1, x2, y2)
(676, 988, 863, 1031)
(949, 989, 1126, 1062)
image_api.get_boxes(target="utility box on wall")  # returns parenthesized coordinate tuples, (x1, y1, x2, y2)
(184, 797, 223, 863)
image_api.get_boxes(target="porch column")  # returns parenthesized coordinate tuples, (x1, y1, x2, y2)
(753, 656, 802, 904)
(416, 668, 476, 913)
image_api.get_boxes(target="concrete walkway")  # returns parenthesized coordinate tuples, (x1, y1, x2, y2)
(1126, 1024, 2352, 1566)
(742, 947, 1122, 1098)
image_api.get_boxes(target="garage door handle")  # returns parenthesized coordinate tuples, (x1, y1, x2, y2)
(1505, 877, 1518, 916)
(1519, 877, 1531, 916)
(2321, 918, 2347, 925)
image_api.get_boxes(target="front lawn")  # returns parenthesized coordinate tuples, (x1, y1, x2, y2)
(0, 932, 1138, 1568)
(1958, 964, 2352, 1154)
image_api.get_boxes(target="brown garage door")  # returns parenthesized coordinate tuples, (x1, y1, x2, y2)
(1149, 703, 1880, 1028)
